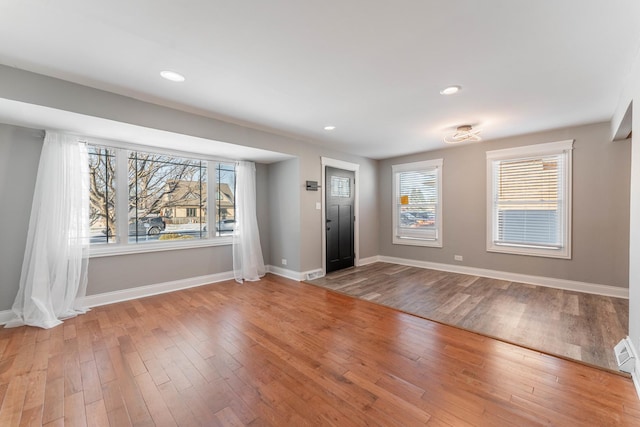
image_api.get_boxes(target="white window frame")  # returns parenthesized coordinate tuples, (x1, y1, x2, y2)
(88, 139, 235, 258)
(486, 140, 573, 259)
(392, 158, 443, 247)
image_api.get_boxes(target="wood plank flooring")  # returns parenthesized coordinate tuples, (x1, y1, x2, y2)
(1, 274, 639, 426)
(306, 262, 628, 371)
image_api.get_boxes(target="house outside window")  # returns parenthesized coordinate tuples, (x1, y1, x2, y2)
(486, 140, 573, 259)
(88, 143, 236, 253)
(392, 159, 443, 247)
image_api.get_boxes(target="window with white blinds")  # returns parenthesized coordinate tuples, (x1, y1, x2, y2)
(392, 159, 443, 247)
(486, 140, 573, 258)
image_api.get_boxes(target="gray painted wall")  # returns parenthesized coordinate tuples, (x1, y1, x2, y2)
(357, 156, 380, 261)
(255, 162, 271, 266)
(88, 247, 233, 295)
(268, 158, 301, 270)
(0, 124, 43, 311)
(379, 122, 630, 288)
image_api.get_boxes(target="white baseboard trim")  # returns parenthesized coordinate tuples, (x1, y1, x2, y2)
(378, 256, 629, 299)
(267, 265, 305, 281)
(358, 255, 381, 266)
(81, 271, 235, 309)
(1, 271, 236, 325)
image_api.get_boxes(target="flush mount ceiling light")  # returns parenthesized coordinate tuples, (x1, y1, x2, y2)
(160, 70, 185, 82)
(440, 85, 461, 95)
(324, 125, 336, 131)
(444, 125, 482, 144)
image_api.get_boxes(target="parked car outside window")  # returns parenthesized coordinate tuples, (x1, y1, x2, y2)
(102, 216, 167, 236)
(131, 216, 166, 236)
(216, 219, 236, 232)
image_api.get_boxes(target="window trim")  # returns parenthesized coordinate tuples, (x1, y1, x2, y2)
(90, 235, 232, 257)
(486, 140, 574, 259)
(87, 140, 236, 258)
(392, 158, 443, 248)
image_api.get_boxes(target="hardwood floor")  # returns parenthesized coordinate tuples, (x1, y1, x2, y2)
(1, 274, 639, 426)
(307, 262, 628, 371)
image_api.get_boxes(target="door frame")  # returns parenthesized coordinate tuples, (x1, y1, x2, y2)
(321, 157, 360, 276)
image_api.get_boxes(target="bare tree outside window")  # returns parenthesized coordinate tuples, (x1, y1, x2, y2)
(88, 146, 116, 242)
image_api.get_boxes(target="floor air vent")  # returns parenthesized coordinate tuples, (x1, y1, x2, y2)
(306, 270, 324, 280)
(614, 338, 636, 374)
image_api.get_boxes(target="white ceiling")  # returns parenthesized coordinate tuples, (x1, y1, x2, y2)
(1, 0, 639, 159)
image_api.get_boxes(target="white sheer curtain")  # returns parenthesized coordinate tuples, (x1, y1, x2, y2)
(233, 161, 266, 283)
(5, 131, 90, 329)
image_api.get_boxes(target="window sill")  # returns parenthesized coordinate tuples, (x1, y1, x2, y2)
(393, 236, 442, 248)
(486, 244, 571, 259)
(90, 236, 232, 258)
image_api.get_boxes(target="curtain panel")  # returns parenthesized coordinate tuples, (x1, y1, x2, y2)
(233, 161, 266, 283)
(5, 131, 90, 329)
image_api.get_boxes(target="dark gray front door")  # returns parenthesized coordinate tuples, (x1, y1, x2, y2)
(325, 167, 355, 273)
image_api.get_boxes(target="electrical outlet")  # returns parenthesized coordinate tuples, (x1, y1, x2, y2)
(454, 255, 463, 262)
(281, 258, 287, 266)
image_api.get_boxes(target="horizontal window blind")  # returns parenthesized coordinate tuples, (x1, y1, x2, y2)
(396, 167, 438, 240)
(492, 154, 565, 248)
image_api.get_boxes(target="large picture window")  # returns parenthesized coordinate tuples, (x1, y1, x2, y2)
(392, 159, 443, 247)
(88, 143, 236, 254)
(486, 140, 573, 259)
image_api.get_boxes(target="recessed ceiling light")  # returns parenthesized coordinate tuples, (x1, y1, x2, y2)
(160, 70, 186, 82)
(440, 85, 461, 95)
(324, 125, 336, 131)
